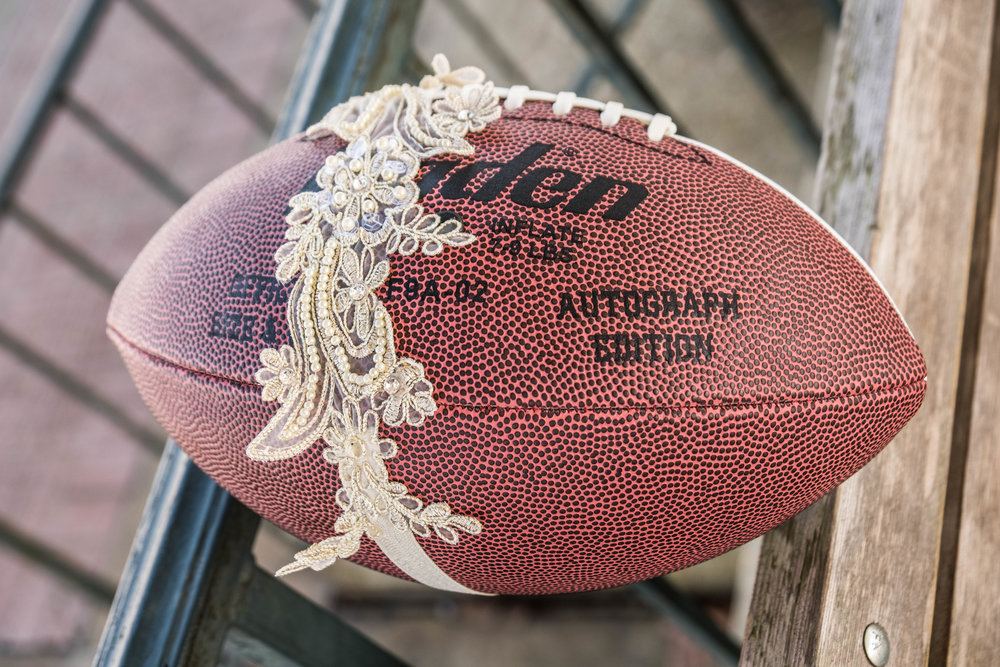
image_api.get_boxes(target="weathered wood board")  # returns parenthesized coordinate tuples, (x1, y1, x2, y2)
(947, 106, 1000, 666)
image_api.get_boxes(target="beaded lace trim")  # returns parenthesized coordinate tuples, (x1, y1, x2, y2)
(247, 55, 497, 584)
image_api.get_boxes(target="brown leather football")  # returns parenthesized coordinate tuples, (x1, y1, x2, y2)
(108, 59, 926, 595)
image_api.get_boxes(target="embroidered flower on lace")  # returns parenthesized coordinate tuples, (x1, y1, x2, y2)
(248, 55, 495, 579)
(255, 346, 299, 404)
(322, 403, 395, 493)
(319, 136, 418, 246)
(419, 53, 486, 91)
(333, 247, 389, 339)
(274, 197, 326, 283)
(432, 81, 501, 136)
(373, 359, 436, 427)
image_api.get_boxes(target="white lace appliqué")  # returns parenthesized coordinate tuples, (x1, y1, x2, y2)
(246, 55, 500, 580)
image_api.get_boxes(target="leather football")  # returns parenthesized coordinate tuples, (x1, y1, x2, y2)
(108, 60, 926, 595)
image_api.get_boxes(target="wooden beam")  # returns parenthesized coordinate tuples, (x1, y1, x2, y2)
(816, 0, 995, 661)
(946, 63, 1000, 666)
(742, 0, 999, 663)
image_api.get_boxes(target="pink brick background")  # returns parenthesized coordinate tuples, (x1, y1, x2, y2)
(0, 0, 305, 655)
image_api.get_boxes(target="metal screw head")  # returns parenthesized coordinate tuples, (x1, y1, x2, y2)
(863, 623, 890, 666)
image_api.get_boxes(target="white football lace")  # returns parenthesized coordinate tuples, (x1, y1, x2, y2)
(496, 85, 678, 141)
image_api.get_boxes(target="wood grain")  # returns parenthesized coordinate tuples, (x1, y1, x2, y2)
(815, 0, 995, 662)
(743, 0, 999, 664)
(947, 113, 1000, 667)
(931, 0, 1000, 659)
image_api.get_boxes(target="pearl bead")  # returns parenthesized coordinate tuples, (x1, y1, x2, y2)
(340, 217, 357, 232)
(349, 158, 363, 173)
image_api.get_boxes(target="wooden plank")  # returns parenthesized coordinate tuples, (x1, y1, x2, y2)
(742, 0, 999, 663)
(932, 0, 1000, 659)
(740, 0, 904, 660)
(947, 94, 1000, 666)
(815, 0, 996, 662)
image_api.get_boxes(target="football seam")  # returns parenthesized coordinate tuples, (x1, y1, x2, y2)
(108, 324, 927, 414)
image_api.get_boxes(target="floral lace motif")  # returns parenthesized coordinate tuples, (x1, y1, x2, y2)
(246, 55, 500, 577)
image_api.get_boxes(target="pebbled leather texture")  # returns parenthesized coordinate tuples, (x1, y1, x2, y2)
(108, 102, 926, 595)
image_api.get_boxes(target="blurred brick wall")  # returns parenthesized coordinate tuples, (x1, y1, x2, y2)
(0, 0, 306, 657)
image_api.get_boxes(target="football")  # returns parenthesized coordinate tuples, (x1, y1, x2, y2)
(108, 57, 926, 595)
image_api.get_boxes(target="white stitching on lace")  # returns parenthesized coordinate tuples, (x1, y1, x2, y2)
(493, 87, 676, 142)
(250, 55, 495, 593)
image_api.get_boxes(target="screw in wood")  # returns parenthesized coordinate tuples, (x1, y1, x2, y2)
(863, 623, 890, 666)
